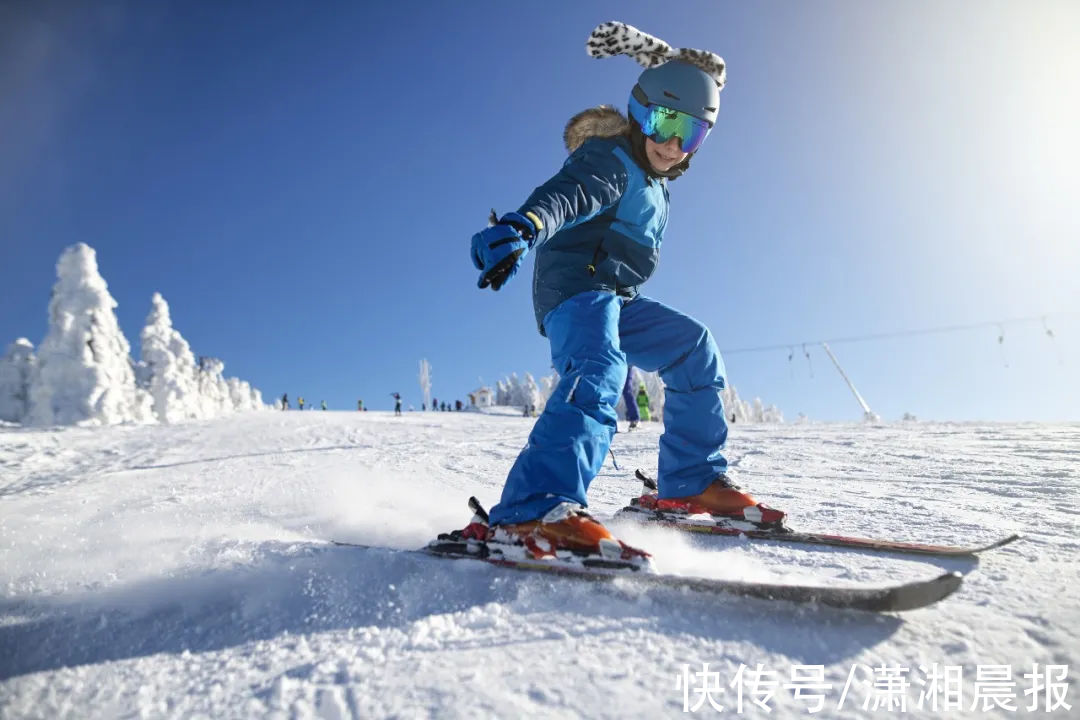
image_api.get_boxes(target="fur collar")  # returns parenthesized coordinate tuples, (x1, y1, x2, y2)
(563, 105, 629, 153)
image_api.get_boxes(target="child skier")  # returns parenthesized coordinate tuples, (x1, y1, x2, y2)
(463, 22, 774, 562)
(636, 382, 652, 422)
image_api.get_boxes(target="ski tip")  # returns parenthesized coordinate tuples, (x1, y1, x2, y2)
(987, 533, 1022, 550)
(330, 539, 373, 549)
(966, 533, 1022, 554)
(933, 570, 964, 593)
(925, 570, 964, 598)
(882, 571, 963, 612)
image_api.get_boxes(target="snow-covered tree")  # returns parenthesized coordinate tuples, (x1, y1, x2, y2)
(760, 402, 784, 423)
(419, 359, 432, 410)
(722, 385, 784, 424)
(196, 356, 232, 416)
(0, 338, 36, 423)
(538, 371, 558, 410)
(493, 373, 541, 410)
(518, 372, 542, 410)
(495, 378, 510, 406)
(139, 292, 201, 423)
(227, 377, 263, 411)
(27, 244, 153, 426)
(504, 374, 521, 406)
(139, 293, 265, 420)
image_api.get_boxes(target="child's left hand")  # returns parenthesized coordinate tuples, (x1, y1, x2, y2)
(470, 212, 539, 291)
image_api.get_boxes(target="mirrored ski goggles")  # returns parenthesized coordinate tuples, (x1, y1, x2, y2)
(631, 99, 712, 154)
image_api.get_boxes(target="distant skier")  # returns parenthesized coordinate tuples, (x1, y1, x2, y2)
(454, 22, 772, 562)
(621, 372, 639, 429)
(636, 383, 651, 422)
(321, 400, 327, 411)
(298, 396, 304, 411)
(357, 399, 363, 411)
(431, 397, 437, 411)
(281, 393, 289, 411)
(455, 400, 463, 411)
(391, 392, 402, 416)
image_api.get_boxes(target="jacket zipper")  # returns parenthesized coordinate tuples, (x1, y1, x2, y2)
(586, 239, 603, 277)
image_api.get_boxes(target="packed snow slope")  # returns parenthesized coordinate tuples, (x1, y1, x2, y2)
(0, 411, 1076, 719)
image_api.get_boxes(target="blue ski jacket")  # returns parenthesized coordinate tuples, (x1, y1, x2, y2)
(516, 107, 671, 336)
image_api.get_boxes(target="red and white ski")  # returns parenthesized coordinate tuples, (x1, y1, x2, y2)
(617, 470, 1021, 557)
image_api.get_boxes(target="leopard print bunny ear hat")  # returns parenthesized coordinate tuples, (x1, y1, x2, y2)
(585, 21, 726, 91)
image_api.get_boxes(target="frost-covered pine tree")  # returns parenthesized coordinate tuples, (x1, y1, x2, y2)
(28, 244, 153, 426)
(140, 293, 265, 419)
(519, 372, 541, 410)
(196, 357, 232, 415)
(493, 372, 544, 411)
(495, 378, 510, 406)
(419, 359, 432, 410)
(721, 385, 750, 422)
(226, 377, 263, 411)
(501, 374, 516, 406)
(751, 397, 766, 422)
(758, 399, 784, 423)
(538, 371, 558, 411)
(500, 373, 525, 407)
(0, 338, 36, 423)
(721, 385, 784, 423)
(140, 292, 202, 422)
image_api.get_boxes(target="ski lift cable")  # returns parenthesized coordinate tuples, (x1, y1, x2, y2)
(719, 312, 1077, 356)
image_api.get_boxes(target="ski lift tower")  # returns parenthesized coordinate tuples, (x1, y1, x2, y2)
(820, 342, 881, 423)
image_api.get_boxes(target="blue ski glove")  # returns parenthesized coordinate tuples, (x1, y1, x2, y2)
(471, 210, 542, 291)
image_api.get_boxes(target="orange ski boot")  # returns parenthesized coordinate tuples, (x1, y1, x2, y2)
(640, 474, 787, 526)
(491, 503, 652, 568)
(669, 477, 759, 515)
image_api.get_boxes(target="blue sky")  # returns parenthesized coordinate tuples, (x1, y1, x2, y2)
(2, 1, 1077, 421)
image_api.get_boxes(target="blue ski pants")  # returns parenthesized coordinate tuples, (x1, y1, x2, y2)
(487, 291, 728, 526)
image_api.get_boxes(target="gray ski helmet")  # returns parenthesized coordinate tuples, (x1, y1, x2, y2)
(630, 60, 720, 126)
